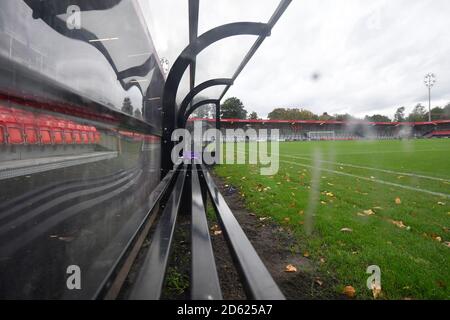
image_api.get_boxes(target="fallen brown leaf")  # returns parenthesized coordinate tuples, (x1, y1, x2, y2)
(343, 285, 356, 298)
(303, 251, 310, 257)
(395, 197, 402, 205)
(363, 209, 375, 216)
(390, 219, 407, 229)
(285, 264, 297, 273)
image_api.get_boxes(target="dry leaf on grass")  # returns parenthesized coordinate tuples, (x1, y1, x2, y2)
(285, 264, 297, 273)
(343, 285, 356, 298)
(371, 284, 382, 299)
(358, 209, 376, 217)
(303, 251, 310, 257)
(395, 197, 402, 205)
(210, 225, 222, 236)
(315, 278, 323, 286)
(389, 219, 408, 229)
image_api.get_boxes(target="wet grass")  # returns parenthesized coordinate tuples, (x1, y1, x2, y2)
(213, 139, 450, 299)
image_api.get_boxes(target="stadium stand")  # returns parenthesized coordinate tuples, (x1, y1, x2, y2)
(188, 118, 450, 140)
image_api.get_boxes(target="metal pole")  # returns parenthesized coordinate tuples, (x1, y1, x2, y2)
(216, 101, 221, 163)
(428, 86, 431, 122)
(215, 101, 221, 131)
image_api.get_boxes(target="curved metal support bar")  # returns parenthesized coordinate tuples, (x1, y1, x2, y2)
(183, 99, 220, 127)
(178, 78, 233, 127)
(162, 22, 270, 174)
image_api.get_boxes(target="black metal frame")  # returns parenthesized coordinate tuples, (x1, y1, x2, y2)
(178, 78, 233, 127)
(161, 0, 292, 176)
(161, 22, 270, 175)
(182, 99, 219, 127)
(126, 164, 285, 300)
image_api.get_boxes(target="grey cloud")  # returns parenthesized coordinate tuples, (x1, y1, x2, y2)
(140, 0, 450, 118)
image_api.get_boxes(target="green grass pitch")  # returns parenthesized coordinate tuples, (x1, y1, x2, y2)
(213, 139, 450, 299)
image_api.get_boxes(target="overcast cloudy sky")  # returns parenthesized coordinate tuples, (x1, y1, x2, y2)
(140, 0, 450, 119)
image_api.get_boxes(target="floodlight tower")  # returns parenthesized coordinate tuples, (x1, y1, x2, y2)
(424, 73, 436, 122)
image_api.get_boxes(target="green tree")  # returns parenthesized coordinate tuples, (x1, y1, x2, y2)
(334, 113, 355, 121)
(407, 104, 427, 122)
(318, 112, 334, 121)
(364, 114, 391, 122)
(394, 107, 406, 122)
(192, 104, 213, 118)
(268, 107, 318, 120)
(121, 97, 133, 115)
(426, 107, 443, 121)
(248, 111, 259, 120)
(267, 108, 288, 120)
(220, 97, 247, 119)
(444, 103, 450, 119)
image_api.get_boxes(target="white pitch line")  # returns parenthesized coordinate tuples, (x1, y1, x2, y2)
(279, 159, 450, 199)
(279, 153, 450, 182)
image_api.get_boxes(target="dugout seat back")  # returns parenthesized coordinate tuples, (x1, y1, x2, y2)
(36, 115, 53, 144)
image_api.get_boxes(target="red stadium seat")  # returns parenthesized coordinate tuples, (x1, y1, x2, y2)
(0, 110, 25, 144)
(36, 116, 53, 144)
(0, 125, 4, 144)
(79, 125, 89, 144)
(65, 121, 76, 144)
(22, 112, 39, 145)
(87, 126, 96, 144)
(47, 116, 64, 144)
(74, 124, 83, 144)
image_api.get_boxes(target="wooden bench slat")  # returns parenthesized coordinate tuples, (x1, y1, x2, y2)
(200, 164, 285, 300)
(129, 166, 187, 300)
(191, 166, 223, 300)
